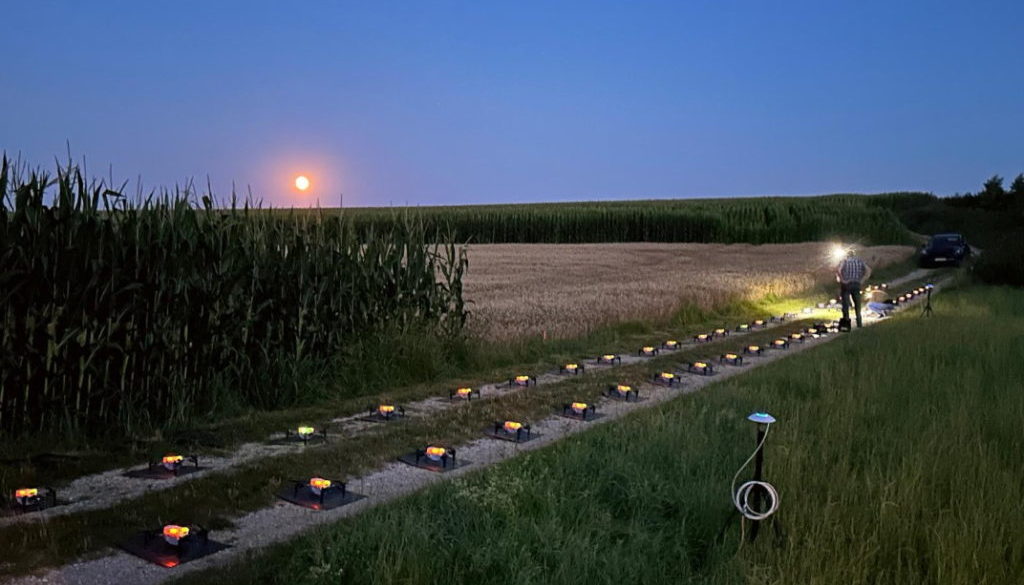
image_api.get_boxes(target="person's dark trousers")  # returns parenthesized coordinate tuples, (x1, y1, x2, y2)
(840, 281, 863, 328)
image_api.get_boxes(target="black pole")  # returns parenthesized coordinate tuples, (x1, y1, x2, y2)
(749, 424, 766, 542)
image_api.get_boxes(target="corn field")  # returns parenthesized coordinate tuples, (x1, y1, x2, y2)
(0, 157, 468, 439)
(335, 193, 927, 245)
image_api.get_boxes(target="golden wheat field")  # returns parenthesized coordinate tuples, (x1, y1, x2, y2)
(462, 242, 913, 340)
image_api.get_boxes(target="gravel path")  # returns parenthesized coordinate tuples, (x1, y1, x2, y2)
(6, 269, 943, 585)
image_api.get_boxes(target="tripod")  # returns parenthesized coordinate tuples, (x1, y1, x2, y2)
(921, 287, 934, 317)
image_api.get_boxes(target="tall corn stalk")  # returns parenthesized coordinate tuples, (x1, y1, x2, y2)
(0, 157, 468, 439)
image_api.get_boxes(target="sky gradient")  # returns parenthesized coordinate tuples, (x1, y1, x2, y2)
(2, 1, 1022, 207)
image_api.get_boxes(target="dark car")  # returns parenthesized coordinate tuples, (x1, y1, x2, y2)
(919, 233, 970, 267)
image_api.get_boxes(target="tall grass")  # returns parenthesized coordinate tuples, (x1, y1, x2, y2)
(181, 285, 1024, 585)
(0, 157, 468, 439)
(328, 194, 925, 245)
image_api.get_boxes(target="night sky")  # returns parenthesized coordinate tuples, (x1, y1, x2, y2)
(2, 1, 1022, 207)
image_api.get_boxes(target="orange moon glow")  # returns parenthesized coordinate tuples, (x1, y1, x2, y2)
(294, 175, 311, 191)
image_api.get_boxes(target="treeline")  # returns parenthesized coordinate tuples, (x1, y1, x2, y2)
(883, 173, 1024, 287)
(0, 157, 468, 439)
(946, 173, 1024, 211)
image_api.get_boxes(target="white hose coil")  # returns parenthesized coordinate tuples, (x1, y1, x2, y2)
(730, 424, 780, 521)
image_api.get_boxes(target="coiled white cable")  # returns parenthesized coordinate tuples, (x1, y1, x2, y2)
(730, 424, 780, 521)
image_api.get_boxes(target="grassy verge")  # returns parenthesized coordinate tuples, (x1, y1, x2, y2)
(0, 316, 824, 577)
(175, 284, 1024, 585)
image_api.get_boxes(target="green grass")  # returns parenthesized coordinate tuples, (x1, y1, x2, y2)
(175, 284, 1024, 585)
(0, 303, 831, 578)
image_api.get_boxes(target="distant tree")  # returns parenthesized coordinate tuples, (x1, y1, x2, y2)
(1010, 173, 1024, 197)
(982, 175, 1005, 197)
(980, 174, 1006, 209)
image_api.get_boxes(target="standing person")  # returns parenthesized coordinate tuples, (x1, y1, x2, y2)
(836, 248, 871, 329)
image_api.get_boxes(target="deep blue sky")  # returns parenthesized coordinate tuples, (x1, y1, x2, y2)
(2, 1, 1022, 207)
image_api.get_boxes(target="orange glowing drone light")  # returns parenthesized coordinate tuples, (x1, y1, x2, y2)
(663, 340, 679, 348)
(456, 387, 473, 397)
(642, 346, 654, 353)
(617, 384, 632, 392)
(378, 405, 396, 415)
(309, 477, 332, 490)
(15, 488, 38, 499)
(571, 402, 588, 413)
(503, 421, 523, 432)
(564, 363, 579, 370)
(693, 361, 708, 369)
(714, 328, 727, 335)
(772, 339, 788, 347)
(163, 525, 190, 544)
(515, 375, 530, 382)
(724, 353, 738, 360)
(746, 345, 761, 352)
(660, 372, 675, 379)
(753, 319, 765, 326)
(695, 333, 710, 341)
(425, 446, 446, 458)
(790, 333, 803, 340)
(162, 454, 184, 466)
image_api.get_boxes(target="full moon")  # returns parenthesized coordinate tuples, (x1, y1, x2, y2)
(294, 175, 311, 191)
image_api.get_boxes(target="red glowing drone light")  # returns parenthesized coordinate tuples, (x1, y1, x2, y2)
(561, 401, 597, 421)
(508, 374, 537, 387)
(653, 371, 681, 386)
(638, 346, 659, 356)
(7, 487, 58, 514)
(661, 340, 680, 350)
(162, 455, 184, 468)
(559, 363, 585, 375)
(686, 361, 714, 375)
(119, 523, 227, 567)
(14, 488, 37, 501)
(604, 383, 640, 401)
(771, 338, 790, 349)
(155, 454, 199, 476)
(7, 486, 58, 514)
(596, 354, 621, 365)
(163, 525, 190, 546)
(720, 353, 743, 366)
(743, 345, 763, 356)
(693, 333, 712, 343)
(449, 387, 480, 401)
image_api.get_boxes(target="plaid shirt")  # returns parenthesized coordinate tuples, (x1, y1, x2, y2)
(838, 257, 868, 284)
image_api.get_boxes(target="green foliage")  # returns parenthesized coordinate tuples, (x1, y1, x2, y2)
(974, 230, 1024, 287)
(0, 156, 468, 439)
(333, 194, 920, 245)
(177, 285, 1024, 585)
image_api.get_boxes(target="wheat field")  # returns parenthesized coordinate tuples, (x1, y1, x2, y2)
(462, 242, 913, 340)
